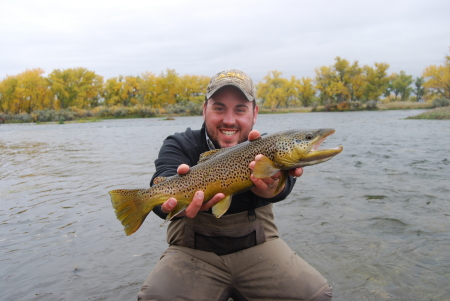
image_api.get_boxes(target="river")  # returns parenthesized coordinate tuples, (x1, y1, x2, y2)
(1, 110, 449, 301)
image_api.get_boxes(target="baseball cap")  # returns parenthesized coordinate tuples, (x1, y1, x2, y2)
(206, 69, 256, 101)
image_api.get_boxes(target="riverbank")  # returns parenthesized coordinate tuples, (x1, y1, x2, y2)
(406, 106, 450, 120)
(258, 101, 432, 114)
(0, 101, 435, 124)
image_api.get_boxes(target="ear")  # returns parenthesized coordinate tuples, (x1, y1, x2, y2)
(202, 101, 207, 120)
(253, 105, 259, 125)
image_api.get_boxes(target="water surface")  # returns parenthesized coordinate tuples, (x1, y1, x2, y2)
(1, 110, 449, 300)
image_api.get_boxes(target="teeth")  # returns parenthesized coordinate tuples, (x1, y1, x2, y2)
(221, 130, 236, 137)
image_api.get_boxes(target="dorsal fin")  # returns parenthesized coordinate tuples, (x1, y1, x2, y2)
(250, 136, 262, 142)
(198, 149, 225, 163)
(153, 176, 167, 185)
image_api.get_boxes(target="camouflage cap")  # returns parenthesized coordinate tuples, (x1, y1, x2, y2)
(206, 69, 256, 101)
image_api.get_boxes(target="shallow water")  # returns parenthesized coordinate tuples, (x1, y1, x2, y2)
(1, 110, 449, 301)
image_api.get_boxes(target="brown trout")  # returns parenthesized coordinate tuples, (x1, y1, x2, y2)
(109, 129, 343, 235)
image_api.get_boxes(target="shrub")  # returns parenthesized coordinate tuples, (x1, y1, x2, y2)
(432, 97, 450, 108)
(366, 100, 378, 110)
(166, 104, 187, 114)
(12, 113, 33, 123)
(350, 101, 361, 110)
(136, 107, 156, 118)
(186, 102, 203, 115)
(112, 107, 128, 117)
(324, 104, 338, 112)
(95, 107, 112, 117)
(337, 101, 351, 111)
(55, 109, 75, 121)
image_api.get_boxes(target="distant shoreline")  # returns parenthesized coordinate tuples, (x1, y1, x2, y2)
(1, 101, 442, 124)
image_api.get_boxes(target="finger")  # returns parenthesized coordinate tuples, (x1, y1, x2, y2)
(177, 164, 190, 175)
(288, 167, 303, 178)
(248, 130, 261, 141)
(250, 174, 272, 190)
(199, 193, 225, 211)
(161, 198, 177, 214)
(184, 191, 204, 219)
(248, 154, 265, 171)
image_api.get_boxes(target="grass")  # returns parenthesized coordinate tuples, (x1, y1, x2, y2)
(405, 106, 450, 120)
(378, 101, 433, 110)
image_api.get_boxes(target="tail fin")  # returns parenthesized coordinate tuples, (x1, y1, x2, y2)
(109, 189, 153, 236)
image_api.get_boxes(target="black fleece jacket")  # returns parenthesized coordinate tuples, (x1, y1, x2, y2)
(151, 124, 296, 219)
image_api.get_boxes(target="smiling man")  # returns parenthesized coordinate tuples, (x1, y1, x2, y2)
(137, 69, 332, 301)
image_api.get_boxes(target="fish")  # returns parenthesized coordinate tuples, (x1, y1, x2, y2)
(109, 129, 343, 235)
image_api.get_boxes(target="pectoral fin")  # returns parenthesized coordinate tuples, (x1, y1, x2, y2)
(253, 156, 280, 178)
(212, 195, 232, 218)
(274, 170, 288, 195)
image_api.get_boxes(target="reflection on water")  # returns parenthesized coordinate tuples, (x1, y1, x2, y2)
(1, 112, 450, 300)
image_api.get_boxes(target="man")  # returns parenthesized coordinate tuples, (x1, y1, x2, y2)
(137, 69, 332, 301)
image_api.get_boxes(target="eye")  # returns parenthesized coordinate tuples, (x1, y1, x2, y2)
(305, 134, 314, 140)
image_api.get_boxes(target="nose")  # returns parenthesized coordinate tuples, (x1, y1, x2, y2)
(222, 110, 236, 125)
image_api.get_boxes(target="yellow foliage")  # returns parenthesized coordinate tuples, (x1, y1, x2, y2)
(422, 50, 450, 99)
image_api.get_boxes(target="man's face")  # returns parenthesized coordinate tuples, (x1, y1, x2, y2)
(203, 86, 258, 148)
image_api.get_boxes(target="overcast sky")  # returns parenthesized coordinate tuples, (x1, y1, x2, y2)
(1, 0, 449, 83)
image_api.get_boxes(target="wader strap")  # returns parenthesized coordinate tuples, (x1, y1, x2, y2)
(247, 195, 257, 222)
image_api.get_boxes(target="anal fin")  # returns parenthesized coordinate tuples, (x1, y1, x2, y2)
(160, 204, 187, 227)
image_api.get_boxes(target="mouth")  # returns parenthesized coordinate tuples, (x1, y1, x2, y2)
(302, 130, 343, 165)
(220, 129, 238, 138)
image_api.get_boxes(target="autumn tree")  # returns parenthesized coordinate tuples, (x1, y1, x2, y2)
(363, 63, 390, 102)
(422, 49, 450, 100)
(0, 69, 52, 114)
(293, 77, 315, 107)
(314, 66, 334, 104)
(0, 76, 19, 113)
(156, 68, 180, 106)
(138, 72, 159, 107)
(315, 57, 365, 104)
(48, 68, 103, 109)
(178, 74, 210, 104)
(257, 71, 297, 110)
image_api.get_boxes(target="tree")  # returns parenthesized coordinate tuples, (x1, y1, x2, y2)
(390, 71, 413, 101)
(138, 72, 159, 107)
(363, 63, 390, 102)
(257, 71, 297, 110)
(178, 74, 210, 104)
(0, 76, 19, 113)
(0, 69, 52, 114)
(294, 77, 315, 107)
(314, 66, 335, 105)
(422, 49, 450, 100)
(413, 77, 426, 102)
(48, 68, 103, 109)
(156, 68, 180, 106)
(315, 57, 365, 104)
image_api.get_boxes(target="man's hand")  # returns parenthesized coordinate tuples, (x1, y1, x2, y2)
(160, 164, 225, 219)
(248, 130, 303, 198)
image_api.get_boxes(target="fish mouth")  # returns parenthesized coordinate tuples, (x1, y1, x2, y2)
(302, 129, 343, 165)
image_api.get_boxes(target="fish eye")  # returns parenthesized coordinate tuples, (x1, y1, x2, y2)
(305, 134, 314, 140)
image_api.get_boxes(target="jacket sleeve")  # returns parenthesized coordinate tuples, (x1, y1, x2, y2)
(151, 128, 201, 219)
